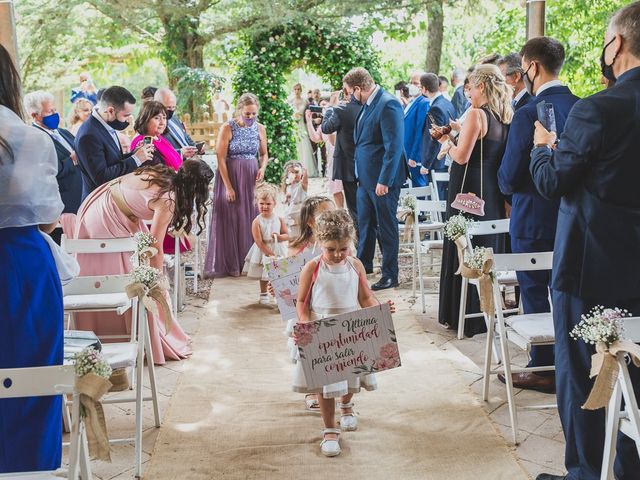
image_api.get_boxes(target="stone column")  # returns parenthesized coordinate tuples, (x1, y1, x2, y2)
(0, 0, 19, 66)
(526, 0, 546, 39)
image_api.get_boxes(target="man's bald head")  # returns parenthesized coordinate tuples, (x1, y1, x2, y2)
(154, 88, 177, 110)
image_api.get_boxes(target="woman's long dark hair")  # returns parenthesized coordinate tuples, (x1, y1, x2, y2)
(135, 160, 214, 235)
(0, 44, 23, 164)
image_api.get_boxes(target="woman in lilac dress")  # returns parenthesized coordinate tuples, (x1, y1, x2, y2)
(205, 93, 269, 277)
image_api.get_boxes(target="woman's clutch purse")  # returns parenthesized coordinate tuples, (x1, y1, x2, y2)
(451, 192, 485, 217)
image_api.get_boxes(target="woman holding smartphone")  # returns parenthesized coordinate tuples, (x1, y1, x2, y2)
(131, 101, 183, 170)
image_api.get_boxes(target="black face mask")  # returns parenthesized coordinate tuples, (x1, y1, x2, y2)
(600, 37, 618, 83)
(523, 62, 537, 96)
(166, 109, 175, 120)
(106, 118, 130, 131)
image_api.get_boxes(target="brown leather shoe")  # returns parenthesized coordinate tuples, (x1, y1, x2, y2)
(497, 372, 556, 394)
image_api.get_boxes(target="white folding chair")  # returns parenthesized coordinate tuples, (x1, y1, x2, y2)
(0, 365, 90, 480)
(601, 317, 640, 479)
(62, 276, 160, 478)
(61, 235, 138, 342)
(414, 199, 448, 313)
(483, 251, 555, 444)
(457, 219, 519, 340)
(430, 171, 450, 202)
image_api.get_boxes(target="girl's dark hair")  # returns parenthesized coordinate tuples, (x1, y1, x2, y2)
(289, 195, 334, 250)
(134, 160, 214, 235)
(0, 44, 22, 164)
(133, 101, 167, 135)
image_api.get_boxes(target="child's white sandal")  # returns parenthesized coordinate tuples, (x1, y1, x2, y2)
(320, 428, 341, 457)
(338, 402, 358, 431)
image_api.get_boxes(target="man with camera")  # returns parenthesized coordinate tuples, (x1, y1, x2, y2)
(530, 3, 640, 478)
(496, 37, 579, 394)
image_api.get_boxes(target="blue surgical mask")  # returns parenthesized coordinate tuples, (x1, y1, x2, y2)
(41, 112, 60, 130)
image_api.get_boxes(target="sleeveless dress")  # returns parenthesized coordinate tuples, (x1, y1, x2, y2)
(204, 120, 260, 277)
(243, 214, 287, 280)
(292, 256, 378, 398)
(438, 106, 508, 336)
(284, 181, 307, 238)
(72, 179, 192, 364)
(289, 97, 317, 177)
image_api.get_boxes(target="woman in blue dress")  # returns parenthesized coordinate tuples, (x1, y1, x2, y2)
(0, 45, 65, 473)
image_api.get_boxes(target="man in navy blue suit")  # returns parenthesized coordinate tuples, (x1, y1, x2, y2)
(75, 86, 153, 200)
(420, 73, 456, 201)
(450, 68, 469, 119)
(530, 4, 640, 478)
(497, 37, 579, 394)
(343, 67, 407, 290)
(497, 53, 532, 112)
(403, 71, 430, 187)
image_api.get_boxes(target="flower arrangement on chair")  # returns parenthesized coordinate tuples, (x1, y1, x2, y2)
(132, 232, 157, 265)
(126, 265, 172, 333)
(571, 306, 640, 410)
(443, 214, 475, 242)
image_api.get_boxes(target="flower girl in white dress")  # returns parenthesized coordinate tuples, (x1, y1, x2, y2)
(281, 161, 308, 239)
(244, 184, 288, 304)
(293, 209, 395, 457)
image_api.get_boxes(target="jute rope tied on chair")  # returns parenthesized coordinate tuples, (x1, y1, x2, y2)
(125, 275, 173, 335)
(454, 237, 495, 316)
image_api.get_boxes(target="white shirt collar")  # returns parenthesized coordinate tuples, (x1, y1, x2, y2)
(536, 79, 563, 96)
(513, 88, 527, 104)
(366, 85, 380, 106)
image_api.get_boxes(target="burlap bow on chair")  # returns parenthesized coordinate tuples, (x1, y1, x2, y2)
(75, 373, 112, 461)
(137, 245, 158, 265)
(125, 276, 173, 334)
(582, 340, 640, 410)
(397, 209, 415, 243)
(454, 237, 495, 317)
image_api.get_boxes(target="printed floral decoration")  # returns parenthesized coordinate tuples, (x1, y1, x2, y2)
(444, 214, 475, 241)
(278, 288, 295, 307)
(570, 306, 630, 347)
(294, 322, 320, 348)
(373, 342, 401, 371)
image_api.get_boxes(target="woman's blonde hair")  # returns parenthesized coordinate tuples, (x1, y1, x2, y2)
(68, 98, 93, 125)
(281, 160, 303, 192)
(468, 64, 513, 125)
(254, 183, 278, 204)
(235, 92, 260, 119)
(315, 209, 355, 243)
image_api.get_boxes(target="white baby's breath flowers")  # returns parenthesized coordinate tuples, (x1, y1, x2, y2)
(463, 246, 489, 270)
(570, 306, 630, 347)
(73, 347, 112, 379)
(444, 214, 475, 241)
(399, 194, 416, 211)
(131, 265, 161, 288)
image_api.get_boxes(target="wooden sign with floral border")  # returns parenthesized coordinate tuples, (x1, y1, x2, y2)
(264, 250, 317, 321)
(294, 303, 401, 389)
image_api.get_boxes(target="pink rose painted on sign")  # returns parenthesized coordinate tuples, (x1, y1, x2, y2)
(379, 343, 399, 360)
(296, 332, 314, 347)
(373, 342, 401, 371)
(293, 322, 319, 346)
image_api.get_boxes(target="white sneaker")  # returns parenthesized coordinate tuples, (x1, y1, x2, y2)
(338, 402, 358, 431)
(320, 428, 341, 457)
(259, 294, 270, 305)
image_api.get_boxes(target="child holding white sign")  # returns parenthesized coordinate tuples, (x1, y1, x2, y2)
(244, 184, 289, 304)
(293, 209, 395, 457)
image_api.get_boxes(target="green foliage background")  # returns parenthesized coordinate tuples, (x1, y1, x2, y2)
(232, 20, 382, 183)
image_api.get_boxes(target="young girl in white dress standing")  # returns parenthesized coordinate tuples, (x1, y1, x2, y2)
(281, 161, 308, 238)
(293, 209, 395, 457)
(244, 184, 288, 304)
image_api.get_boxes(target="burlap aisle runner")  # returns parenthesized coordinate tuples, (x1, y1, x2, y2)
(75, 372, 112, 461)
(583, 340, 640, 410)
(454, 236, 495, 316)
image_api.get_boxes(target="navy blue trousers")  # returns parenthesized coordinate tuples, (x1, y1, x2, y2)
(553, 290, 640, 480)
(356, 187, 400, 280)
(408, 164, 427, 187)
(511, 237, 554, 368)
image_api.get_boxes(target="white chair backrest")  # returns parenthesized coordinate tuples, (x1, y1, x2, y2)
(415, 199, 447, 215)
(492, 252, 553, 273)
(61, 235, 136, 254)
(621, 317, 640, 343)
(62, 274, 131, 296)
(469, 219, 510, 236)
(400, 185, 432, 199)
(431, 171, 449, 182)
(0, 365, 75, 398)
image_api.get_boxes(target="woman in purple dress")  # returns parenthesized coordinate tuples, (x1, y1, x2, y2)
(205, 93, 269, 277)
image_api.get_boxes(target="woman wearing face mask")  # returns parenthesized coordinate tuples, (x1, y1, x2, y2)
(204, 93, 269, 278)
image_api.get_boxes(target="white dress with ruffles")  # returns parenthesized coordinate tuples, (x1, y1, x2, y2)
(243, 214, 287, 281)
(291, 256, 378, 398)
(284, 182, 307, 239)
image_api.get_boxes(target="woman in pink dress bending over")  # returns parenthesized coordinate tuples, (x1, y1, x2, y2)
(73, 160, 213, 364)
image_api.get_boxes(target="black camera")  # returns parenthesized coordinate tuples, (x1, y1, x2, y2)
(309, 104, 324, 123)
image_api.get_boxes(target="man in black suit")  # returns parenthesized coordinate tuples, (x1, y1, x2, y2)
(497, 53, 531, 111)
(154, 88, 199, 159)
(450, 68, 469, 119)
(75, 86, 153, 200)
(530, 3, 640, 479)
(420, 73, 456, 201)
(321, 91, 361, 231)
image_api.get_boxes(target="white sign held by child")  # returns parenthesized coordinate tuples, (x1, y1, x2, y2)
(264, 250, 317, 321)
(294, 303, 401, 390)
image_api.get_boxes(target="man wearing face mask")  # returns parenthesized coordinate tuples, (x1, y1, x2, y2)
(24, 90, 83, 242)
(75, 85, 153, 200)
(497, 37, 579, 394)
(530, 3, 640, 479)
(343, 67, 407, 290)
(154, 87, 199, 159)
(403, 71, 430, 187)
(497, 53, 531, 111)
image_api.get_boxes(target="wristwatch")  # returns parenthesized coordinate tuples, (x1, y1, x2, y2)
(534, 143, 552, 150)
